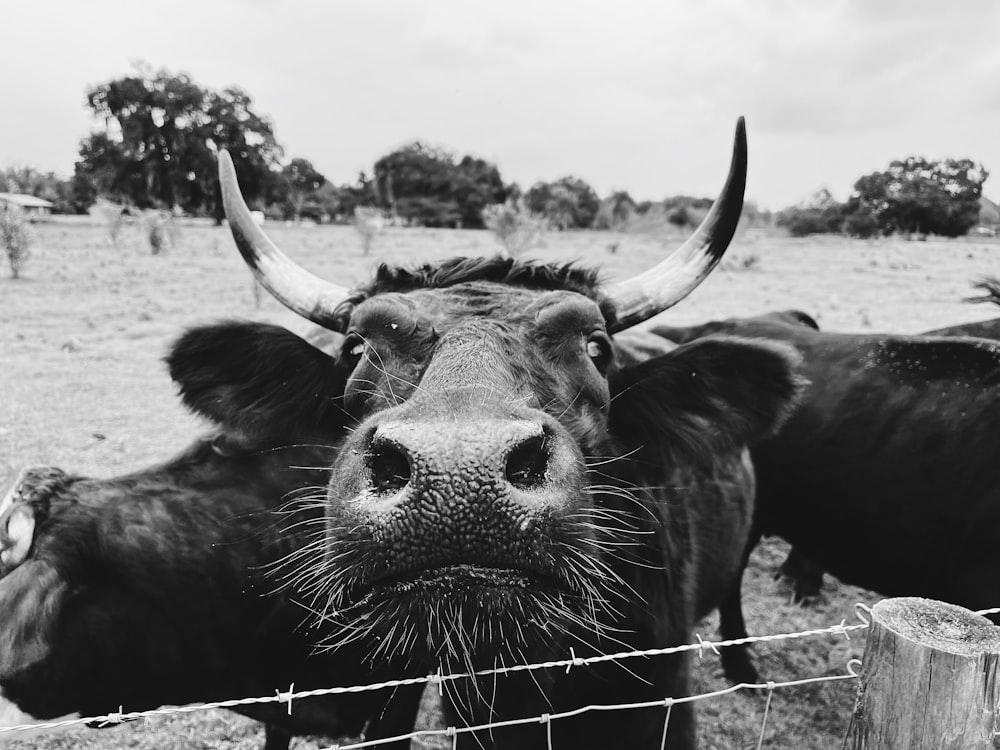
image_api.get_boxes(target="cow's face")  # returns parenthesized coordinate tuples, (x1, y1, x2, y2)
(169, 119, 800, 670)
(315, 281, 624, 666)
(338, 284, 614, 445)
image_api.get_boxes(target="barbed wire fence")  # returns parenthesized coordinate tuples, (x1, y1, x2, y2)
(2, 602, 998, 748)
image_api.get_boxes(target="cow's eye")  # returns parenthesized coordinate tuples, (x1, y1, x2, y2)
(343, 334, 366, 360)
(586, 333, 612, 372)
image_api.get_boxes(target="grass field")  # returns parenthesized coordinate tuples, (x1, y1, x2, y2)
(2, 217, 998, 749)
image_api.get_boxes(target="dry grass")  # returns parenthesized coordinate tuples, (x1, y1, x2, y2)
(2, 217, 998, 748)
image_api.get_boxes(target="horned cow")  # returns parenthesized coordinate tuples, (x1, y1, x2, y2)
(162, 119, 803, 749)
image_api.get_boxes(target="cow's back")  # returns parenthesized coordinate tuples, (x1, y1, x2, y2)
(750, 325, 1000, 601)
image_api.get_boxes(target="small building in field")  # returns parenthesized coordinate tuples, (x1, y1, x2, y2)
(0, 193, 54, 220)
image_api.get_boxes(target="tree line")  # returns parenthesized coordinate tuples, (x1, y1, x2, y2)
(1, 66, 991, 237)
(776, 158, 989, 238)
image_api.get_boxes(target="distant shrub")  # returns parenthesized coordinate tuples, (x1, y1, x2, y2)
(142, 210, 178, 254)
(842, 209, 880, 239)
(592, 192, 636, 231)
(667, 206, 691, 229)
(0, 208, 32, 278)
(353, 206, 385, 255)
(92, 200, 130, 246)
(776, 205, 845, 237)
(722, 252, 761, 272)
(482, 199, 548, 257)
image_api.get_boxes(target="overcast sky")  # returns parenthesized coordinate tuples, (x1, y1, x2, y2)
(1, 0, 997, 209)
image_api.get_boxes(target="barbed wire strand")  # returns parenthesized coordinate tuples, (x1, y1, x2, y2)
(314, 670, 859, 750)
(0, 611, 873, 737)
(11, 600, 996, 741)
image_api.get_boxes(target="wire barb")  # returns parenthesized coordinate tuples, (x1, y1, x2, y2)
(832, 619, 852, 640)
(565, 646, 586, 674)
(276, 682, 295, 715)
(430, 666, 445, 696)
(695, 632, 721, 658)
(96, 706, 134, 728)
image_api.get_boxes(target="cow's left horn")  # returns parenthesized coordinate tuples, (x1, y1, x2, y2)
(218, 150, 349, 327)
(606, 117, 747, 332)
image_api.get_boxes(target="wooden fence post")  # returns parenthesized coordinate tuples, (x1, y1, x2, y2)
(843, 597, 1000, 750)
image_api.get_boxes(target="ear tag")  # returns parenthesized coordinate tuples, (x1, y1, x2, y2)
(0, 505, 36, 570)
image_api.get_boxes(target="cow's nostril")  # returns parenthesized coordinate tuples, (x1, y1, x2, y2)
(369, 441, 411, 493)
(505, 434, 549, 489)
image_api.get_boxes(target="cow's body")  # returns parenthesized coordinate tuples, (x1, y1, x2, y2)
(167, 270, 800, 750)
(780, 303, 1000, 603)
(652, 312, 1000, 683)
(152, 125, 806, 748)
(0, 437, 421, 749)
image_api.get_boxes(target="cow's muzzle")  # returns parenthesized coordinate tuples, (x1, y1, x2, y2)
(328, 397, 588, 599)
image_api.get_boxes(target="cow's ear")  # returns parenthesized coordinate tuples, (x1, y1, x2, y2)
(609, 336, 805, 460)
(166, 321, 346, 443)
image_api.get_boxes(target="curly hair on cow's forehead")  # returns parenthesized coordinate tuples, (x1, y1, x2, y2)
(334, 256, 618, 325)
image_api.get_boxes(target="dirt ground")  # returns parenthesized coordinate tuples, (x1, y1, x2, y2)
(2, 217, 998, 748)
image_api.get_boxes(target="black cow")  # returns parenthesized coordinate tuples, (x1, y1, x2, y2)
(651, 307, 1000, 684)
(713, 277, 1000, 608)
(164, 120, 803, 749)
(0, 436, 423, 749)
(777, 279, 1000, 604)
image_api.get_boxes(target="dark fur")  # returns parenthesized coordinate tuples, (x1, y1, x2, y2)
(170, 258, 802, 749)
(167, 321, 347, 444)
(652, 310, 1000, 685)
(0, 440, 422, 750)
(610, 337, 803, 464)
(330, 257, 618, 331)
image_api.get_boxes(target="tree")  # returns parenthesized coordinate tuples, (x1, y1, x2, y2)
(774, 188, 850, 237)
(201, 85, 285, 221)
(70, 166, 100, 214)
(281, 158, 326, 221)
(373, 142, 455, 226)
(841, 204, 880, 238)
(76, 64, 284, 219)
(315, 172, 378, 223)
(775, 204, 846, 237)
(849, 157, 988, 238)
(451, 156, 507, 228)
(74, 131, 140, 207)
(525, 177, 599, 229)
(593, 191, 636, 230)
(371, 142, 508, 228)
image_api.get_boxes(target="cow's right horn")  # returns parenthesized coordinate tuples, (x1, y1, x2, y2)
(605, 117, 747, 332)
(219, 150, 349, 327)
